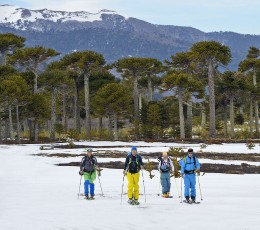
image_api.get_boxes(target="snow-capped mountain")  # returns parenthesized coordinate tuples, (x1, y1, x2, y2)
(0, 4, 259, 69)
(0, 4, 118, 30)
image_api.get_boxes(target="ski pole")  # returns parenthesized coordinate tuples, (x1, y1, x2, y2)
(174, 177, 181, 198)
(141, 170, 147, 203)
(120, 175, 125, 204)
(97, 171, 104, 196)
(198, 175, 203, 200)
(78, 174, 83, 199)
(180, 176, 183, 203)
(157, 175, 161, 196)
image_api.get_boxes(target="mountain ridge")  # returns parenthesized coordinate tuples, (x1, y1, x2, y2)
(0, 5, 259, 69)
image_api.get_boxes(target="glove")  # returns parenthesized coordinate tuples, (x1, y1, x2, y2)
(181, 174, 185, 178)
(174, 171, 179, 178)
(123, 170, 127, 176)
(195, 169, 200, 176)
(79, 171, 83, 176)
(96, 167, 101, 171)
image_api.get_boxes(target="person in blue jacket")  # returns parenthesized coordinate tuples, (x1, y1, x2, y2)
(181, 148, 200, 203)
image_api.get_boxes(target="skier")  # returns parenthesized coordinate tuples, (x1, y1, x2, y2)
(123, 146, 144, 205)
(158, 151, 174, 198)
(79, 148, 99, 200)
(181, 148, 200, 203)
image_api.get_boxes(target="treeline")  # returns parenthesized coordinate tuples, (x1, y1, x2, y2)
(0, 33, 259, 143)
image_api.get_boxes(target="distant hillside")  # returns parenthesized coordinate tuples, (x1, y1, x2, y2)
(1, 4, 260, 69)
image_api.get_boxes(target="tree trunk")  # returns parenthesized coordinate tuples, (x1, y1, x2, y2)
(147, 74, 153, 102)
(139, 93, 142, 111)
(28, 119, 35, 142)
(50, 88, 56, 141)
(33, 71, 39, 94)
(253, 71, 259, 136)
(73, 77, 81, 133)
(254, 100, 259, 136)
(250, 97, 253, 137)
(186, 96, 193, 138)
(16, 104, 21, 143)
(201, 106, 206, 128)
(224, 105, 228, 138)
(0, 116, 2, 144)
(34, 121, 39, 142)
(108, 114, 113, 141)
(98, 117, 102, 140)
(5, 119, 8, 141)
(8, 105, 13, 140)
(239, 106, 244, 115)
(133, 76, 139, 139)
(208, 59, 216, 138)
(114, 113, 118, 140)
(84, 73, 91, 139)
(32, 70, 39, 142)
(178, 90, 185, 139)
(23, 120, 29, 132)
(230, 95, 235, 139)
(2, 51, 7, 65)
(62, 93, 68, 132)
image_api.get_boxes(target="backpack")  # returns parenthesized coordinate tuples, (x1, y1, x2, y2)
(127, 153, 141, 173)
(158, 157, 171, 173)
(183, 156, 196, 168)
(82, 156, 96, 173)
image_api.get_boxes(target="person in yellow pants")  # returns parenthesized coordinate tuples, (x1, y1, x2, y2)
(126, 171, 140, 200)
(123, 146, 143, 205)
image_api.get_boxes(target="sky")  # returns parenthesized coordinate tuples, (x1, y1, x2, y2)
(2, 0, 260, 35)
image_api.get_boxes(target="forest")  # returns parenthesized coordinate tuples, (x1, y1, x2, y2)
(0, 33, 259, 143)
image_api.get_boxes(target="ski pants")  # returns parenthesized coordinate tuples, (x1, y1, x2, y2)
(126, 172, 140, 200)
(184, 173, 196, 199)
(84, 171, 96, 196)
(160, 171, 171, 194)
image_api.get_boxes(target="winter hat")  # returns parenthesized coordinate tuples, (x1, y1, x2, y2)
(87, 148, 93, 152)
(131, 146, 137, 151)
(188, 148, 193, 153)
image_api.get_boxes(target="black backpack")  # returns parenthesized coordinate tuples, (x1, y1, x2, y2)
(82, 156, 96, 173)
(127, 154, 141, 173)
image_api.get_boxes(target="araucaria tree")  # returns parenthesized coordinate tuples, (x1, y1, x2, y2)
(190, 41, 231, 138)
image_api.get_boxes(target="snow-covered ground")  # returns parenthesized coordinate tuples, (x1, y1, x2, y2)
(70, 141, 260, 154)
(0, 143, 260, 230)
(35, 141, 260, 166)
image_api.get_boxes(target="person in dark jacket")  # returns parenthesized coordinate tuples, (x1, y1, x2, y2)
(79, 148, 98, 199)
(123, 146, 144, 204)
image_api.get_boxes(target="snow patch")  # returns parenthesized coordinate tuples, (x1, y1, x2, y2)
(0, 5, 119, 30)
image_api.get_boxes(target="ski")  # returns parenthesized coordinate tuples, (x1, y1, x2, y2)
(183, 200, 192, 204)
(84, 196, 95, 200)
(128, 200, 140, 205)
(183, 200, 200, 204)
(193, 201, 200, 204)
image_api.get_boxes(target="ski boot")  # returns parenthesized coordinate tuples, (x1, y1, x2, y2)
(128, 198, 133, 204)
(133, 199, 140, 205)
(184, 196, 192, 204)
